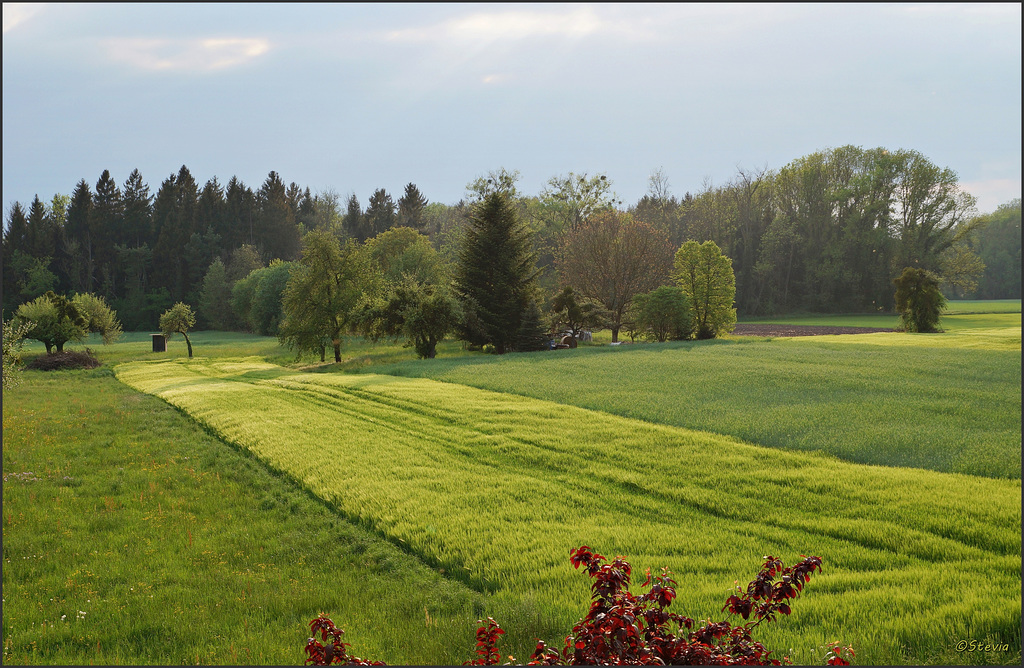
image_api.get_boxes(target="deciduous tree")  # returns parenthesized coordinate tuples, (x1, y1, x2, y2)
(673, 240, 736, 339)
(16, 291, 89, 353)
(159, 302, 197, 358)
(279, 230, 365, 362)
(556, 211, 673, 342)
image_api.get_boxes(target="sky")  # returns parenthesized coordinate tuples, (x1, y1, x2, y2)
(3, 3, 1021, 217)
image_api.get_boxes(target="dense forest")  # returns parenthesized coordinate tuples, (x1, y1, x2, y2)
(2, 145, 1020, 331)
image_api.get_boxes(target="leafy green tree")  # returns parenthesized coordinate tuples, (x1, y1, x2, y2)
(230, 271, 259, 332)
(71, 292, 123, 344)
(893, 267, 946, 333)
(541, 171, 617, 232)
(159, 302, 197, 358)
(673, 240, 736, 339)
(199, 258, 234, 330)
(631, 285, 693, 342)
(279, 230, 366, 363)
(454, 192, 540, 354)
(3, 317, 32, 390)
(16, 291, 89, 353)
(974, 199, 1021, 299)
(397, 183, 429, 232)
(357, 279, 463, 359)
(364, 226, 445, 285)
(226, 244, 264, 282)
(248, 260, 296, 336)
(465, 168, 521, 202)
(10, 250, 58, 301)
(556, 211, 674, 342)
(939, 237, 986, 298)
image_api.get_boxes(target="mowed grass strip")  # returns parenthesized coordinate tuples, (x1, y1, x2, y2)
(116, 358, 1022, 665)
(1, 369, 505, 666)
(369, 322, 1021, 478)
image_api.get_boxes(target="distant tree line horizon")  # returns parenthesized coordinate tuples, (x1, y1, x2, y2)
(2, 145, 1020, 332)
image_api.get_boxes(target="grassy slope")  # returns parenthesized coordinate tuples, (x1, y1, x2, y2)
(366, 319, 1022, 479)
(1, 369, 507, 665)
(115, 358, 1021, 665)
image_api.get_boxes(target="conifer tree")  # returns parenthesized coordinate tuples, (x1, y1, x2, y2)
(122, 169, 153, 247)
(454, 192, 540, 354)
(365, 188, 397, 240)
(65, 180, 94, 292)
(225, 176, 256, 250)
(344, 194, 363, 241)
(2, 203, 30, 315)
(26, 195, 54, 260)
(256, 171, 299, 261)
(398, 182, 429, 232)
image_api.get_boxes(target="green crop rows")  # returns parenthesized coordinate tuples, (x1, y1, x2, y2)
(367, 318, 1022, 479)
(116, 357, 1021, 665)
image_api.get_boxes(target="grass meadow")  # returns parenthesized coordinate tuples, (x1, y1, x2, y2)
(3, 300, 1021, 665)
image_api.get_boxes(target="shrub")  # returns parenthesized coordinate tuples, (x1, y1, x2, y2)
(893, 267, 946, 333)
(2, 317, 32, 389)
(25, 349, 101, 371)
(303, 546, 853, 666)
(71, 292, 123, 344)
(631, 285, 694, 342)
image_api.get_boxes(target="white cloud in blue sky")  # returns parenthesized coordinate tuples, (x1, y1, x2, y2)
(3, 3, 1020, 213)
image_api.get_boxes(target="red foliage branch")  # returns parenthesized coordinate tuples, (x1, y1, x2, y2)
(304, 546, 851, 666)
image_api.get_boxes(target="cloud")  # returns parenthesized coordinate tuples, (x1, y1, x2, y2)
(3, 3, 45, 34)
(386, 6, 639, 45)
(103, 36, 270, 72)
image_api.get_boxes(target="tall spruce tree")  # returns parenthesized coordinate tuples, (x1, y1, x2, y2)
(65, 179, 94, 292)
(92, 169, 124, 297)
(2, 203, 30, 315)
(122, 169, 153, 248)
(256, 171, 300, 261)
(454, 192, 540, 354)
(225, 176, 256, 250)
(344, 194, 363, 241)
(398, 183, 429, 232)
(364, 188, 397, 240)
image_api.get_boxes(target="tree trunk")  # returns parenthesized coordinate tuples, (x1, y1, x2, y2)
(183, 332, 193, 358)
(333, 342, 341, 363)
(611, 326, 619, 343)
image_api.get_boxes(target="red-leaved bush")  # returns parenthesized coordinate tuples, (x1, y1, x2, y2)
(304, 545, 854, 666)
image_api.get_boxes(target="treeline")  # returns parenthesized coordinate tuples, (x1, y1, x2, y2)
(2, 146, 1020, 330)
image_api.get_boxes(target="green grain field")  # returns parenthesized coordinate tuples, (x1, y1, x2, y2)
(113, 356, 1021, 665)
(368, 317, 1022, 479)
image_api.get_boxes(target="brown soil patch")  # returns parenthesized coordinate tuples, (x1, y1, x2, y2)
(732, 324, 894, 337)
